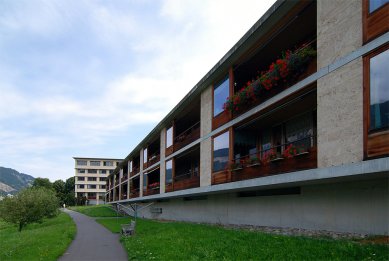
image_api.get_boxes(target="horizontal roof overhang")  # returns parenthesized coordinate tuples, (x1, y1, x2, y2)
(110, 157, 389, 203)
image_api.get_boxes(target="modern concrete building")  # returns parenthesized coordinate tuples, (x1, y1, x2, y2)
(74, 157, 121, 205)
(107, 0, 389, 235)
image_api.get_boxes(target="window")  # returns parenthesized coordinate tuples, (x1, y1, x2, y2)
(100, 177, 106, 182)
(78, 169, 85, 173)
(100, 185, 106, 189)
(90, 161, 101, 166)
(143, 148, 148, 163)
(88, 177, 97, 181)
(143, 173, 147, 189)
(100, 170, 106, 174)
(213, 131, 229, 172)
(87, 185, 97, 189)
(363, 0, 389, 42)
(369, 49, 389, 131)
(166, 126, 173, 148)
(78, 185, 85, 189)
(77, 177, 85, 181)
(116, 161, 120, 166)
(129, 161, 133, 173)
(166, 160, 173, 184)
(109, 170, 114, 174)
(103, 161, 113, 166)
(76, 160, 87, 166)
(88, 169, 97, 174)
(369, 0, 389, 13)
(213, 77, 229, 116)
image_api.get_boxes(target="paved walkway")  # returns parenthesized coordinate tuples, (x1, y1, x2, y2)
(59, 209, 127, 261)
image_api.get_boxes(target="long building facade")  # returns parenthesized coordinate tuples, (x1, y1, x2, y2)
(74, 157, 121, 205)
(107, 0, 389, 235)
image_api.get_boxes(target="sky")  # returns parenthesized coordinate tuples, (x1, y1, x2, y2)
(0, 0, 276, 182)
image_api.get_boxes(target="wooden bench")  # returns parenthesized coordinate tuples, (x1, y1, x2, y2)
(121, 220, 136, 236)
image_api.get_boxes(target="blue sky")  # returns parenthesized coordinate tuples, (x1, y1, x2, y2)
(0, 0, 275, 182)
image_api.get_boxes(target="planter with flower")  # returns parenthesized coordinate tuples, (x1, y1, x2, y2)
(224, 42, 316, 114)
(283, 144, 308, 158)
(245, 155, 261, 167)
(262, 149, 283, 164)
(148, 182, 160, 190)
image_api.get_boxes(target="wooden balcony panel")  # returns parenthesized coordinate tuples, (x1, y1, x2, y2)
(143, 188, 160, 196)
(148, 154, 160, 166)
(165, 184, 173, 193)
(172, 176, 200, 192)
(212, 147, 317, 185)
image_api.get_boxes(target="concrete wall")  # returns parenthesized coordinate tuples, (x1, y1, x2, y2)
(317, 0, 364, 168)
(138, 178, 388, 235)
(200, 85, 213, 187)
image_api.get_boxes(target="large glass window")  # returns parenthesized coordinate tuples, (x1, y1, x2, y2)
(88, 169, 97, 174)
(129, 161, 133, 172)
(143, 174, 147, 189)
(213, 76, 229, 116)
(143, 148, 148, 163)
(213, 131, 229, 172)
(370, 49, 389, 131)
(103, 161, 113, 166)
(166, 126, 173, 148)
(90, 161, 101, 166)
(77, 177, 85, 181)
(166, 160, 173, 184)
(88, 177, 97, 181)
(370, 0, 389, 13)
(76, 160, 87, 166)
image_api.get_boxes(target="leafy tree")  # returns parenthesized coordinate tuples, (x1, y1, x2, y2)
(53, 180, 66, 205)
(64, 177, 76, 206)
(0, 187, 59, 232)
(32, 178, 53, 190)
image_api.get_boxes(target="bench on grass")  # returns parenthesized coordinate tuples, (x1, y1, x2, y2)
(121, 220, 136, 236)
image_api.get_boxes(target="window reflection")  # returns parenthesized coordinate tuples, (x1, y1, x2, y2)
(166, 160, 173, 184)
(370, 49, 389, 130)
(213, 131, 229, 172)
(214, 77, 229, 116)
(369, 0, 389, 13)
(166, 126, 173, 148)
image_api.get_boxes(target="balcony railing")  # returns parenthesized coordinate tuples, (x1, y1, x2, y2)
(173, 122, 200, 152)
(166, 170, 200, 192)
(143, 186, 160, 196)
(212, 135, 317, 185)
(130, 166, 140, 177)
(130, 188, 140, 198)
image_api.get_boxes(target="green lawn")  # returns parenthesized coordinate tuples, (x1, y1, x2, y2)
(97, 218, 389, 261)
(0, 212, 76, 261)
(69, 204, 122, 217)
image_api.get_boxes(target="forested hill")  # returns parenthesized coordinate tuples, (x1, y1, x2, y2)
(0, 167, 35, 195)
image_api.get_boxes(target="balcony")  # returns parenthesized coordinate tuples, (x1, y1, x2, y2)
(173, 121, 200, 152)
(213, 135, 317, 185)
(166, 145, 200, 192)
(130, 188, 140, 198)
(121, 175, 128, 183)
(143, 182, 160, 196)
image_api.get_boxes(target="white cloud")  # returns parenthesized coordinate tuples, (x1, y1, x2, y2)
(0, 0, 276, 181)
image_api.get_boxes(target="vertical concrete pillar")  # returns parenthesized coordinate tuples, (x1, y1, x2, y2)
(139, 149, 144, 197)
(160, 128, 166, 194)
(200, 85, 213, 186)
(316, 0, 363, 167)
(118, 168, 122, 200)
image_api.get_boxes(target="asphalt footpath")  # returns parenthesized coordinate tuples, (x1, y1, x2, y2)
(58, 209, 127, 261)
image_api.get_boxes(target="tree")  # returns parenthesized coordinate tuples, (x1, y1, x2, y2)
(0, 187, 59, 232)
(64, 177, 76, 206)
(53, 180, 66, 205)
(32, 178, 53, 190)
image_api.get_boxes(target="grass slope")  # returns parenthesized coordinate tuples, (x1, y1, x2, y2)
(69, 205, 122, 217)
(97, 218, 389, 261)
(0, 212, 76, 261)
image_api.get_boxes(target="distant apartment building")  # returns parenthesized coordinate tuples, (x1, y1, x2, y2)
(107, 0, 388, 235)
(74, 157, 121, 205)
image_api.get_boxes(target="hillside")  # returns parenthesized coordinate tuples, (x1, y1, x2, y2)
(0, 167, 35, 195)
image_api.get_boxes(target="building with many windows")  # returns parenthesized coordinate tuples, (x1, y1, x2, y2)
(74, 157, 121, 205)
(107, 0, 388, 235)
